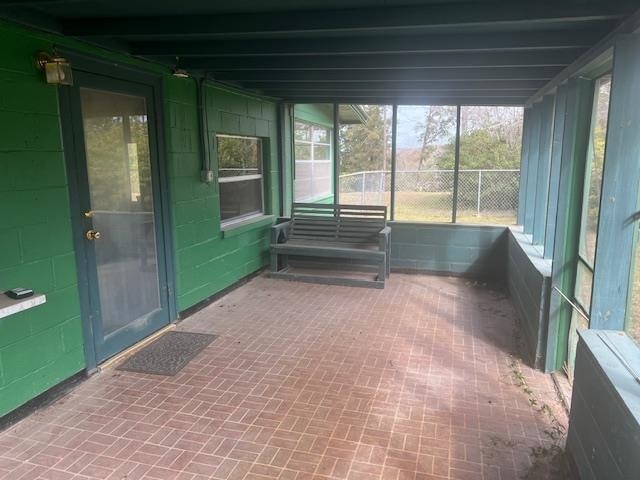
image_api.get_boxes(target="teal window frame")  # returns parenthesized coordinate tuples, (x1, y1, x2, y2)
(572, 73, 612, 319)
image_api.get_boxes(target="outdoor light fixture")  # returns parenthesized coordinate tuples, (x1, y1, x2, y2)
(35, 52, 73, 86)
(172, 57, 189, 78)
(172, 68, 190, 78)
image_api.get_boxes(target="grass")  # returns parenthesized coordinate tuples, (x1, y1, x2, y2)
(339, 191, 517, 225)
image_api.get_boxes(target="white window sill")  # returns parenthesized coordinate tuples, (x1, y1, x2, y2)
(221, 214, 275, 238)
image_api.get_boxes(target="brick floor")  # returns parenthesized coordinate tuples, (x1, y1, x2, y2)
(0, 274, 568, 480)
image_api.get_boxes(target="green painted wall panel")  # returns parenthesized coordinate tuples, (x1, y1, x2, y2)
(517, 107, 532, 226)
(0, 18, 281, 417)
(546, 77, 594, 372)
(164, 78, 280, 312)
(524, 104, 542, 234)
(295, 104, 334, 127)
(544, 83, 568, 259)
(0, 22, 85, 417)
(591, 35, 640, 330)
(532, 94, 555, 245)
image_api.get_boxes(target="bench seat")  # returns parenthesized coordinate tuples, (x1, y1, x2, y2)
(270, 203, 390, 288)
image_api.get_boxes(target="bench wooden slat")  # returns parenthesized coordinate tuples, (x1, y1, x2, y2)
(293, 219, 385, 227)
(292, 224, 382, 233)
(294, 202, 387, 211)
(271, 203, 390, 288)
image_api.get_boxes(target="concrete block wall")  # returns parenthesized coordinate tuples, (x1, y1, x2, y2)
(389, 222, 508, 279)
(506, 228, 552, 369)
(165, 78, 279, 311)
(0, 23, 85, 416)
(567, 330, 640, 480)
(0, 19, 281, 416)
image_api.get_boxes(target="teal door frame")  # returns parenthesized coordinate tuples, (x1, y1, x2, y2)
(59, 53, 177, 370)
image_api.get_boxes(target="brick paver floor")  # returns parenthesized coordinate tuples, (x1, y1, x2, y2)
(0, 274, 568, 480)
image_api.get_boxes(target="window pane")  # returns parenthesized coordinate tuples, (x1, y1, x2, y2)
(295, 122, 311, 141)
(458, 106, 523, 224)
(575, 261, 594, 313)
(339, 105, 392, 211)
(217, 136, 261, 177)
(579, 74, 611, 266)
(293, 109, 334, 202)
(628, 227, 640, 344)
(217, 135, 263, 223)
(313, 144, 330, 161)
(312, 126, 330, 144)
(220, 178, 263, 221)
(294, 162, 313, 200)
(312, 161, 332, 199)
(394, 105, 457, 222)
(295, 143, 311, 161)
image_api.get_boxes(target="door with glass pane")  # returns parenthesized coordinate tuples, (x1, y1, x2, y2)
(68, 72, 171, 363)
(566, 74, 612, 380)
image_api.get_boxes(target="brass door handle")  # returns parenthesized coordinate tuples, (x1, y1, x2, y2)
(85, 230, 101, 240)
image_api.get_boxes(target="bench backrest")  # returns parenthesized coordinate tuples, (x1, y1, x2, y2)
(290, 203, 387, 244)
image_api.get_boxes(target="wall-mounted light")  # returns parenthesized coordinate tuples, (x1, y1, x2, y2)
(172, 56, 189, 78)
(172, 68, 190, 78)
(35, 52, 73, 86)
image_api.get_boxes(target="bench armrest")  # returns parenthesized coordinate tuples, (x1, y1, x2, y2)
(271, 220, 291, 244)
(378, 225, 391, 248)
(379, 226, 391, 278)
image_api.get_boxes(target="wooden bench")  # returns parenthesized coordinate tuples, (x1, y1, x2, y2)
(270, 203, 391, 288)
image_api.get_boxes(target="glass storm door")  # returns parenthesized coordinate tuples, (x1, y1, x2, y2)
(70, 73, 171, 363)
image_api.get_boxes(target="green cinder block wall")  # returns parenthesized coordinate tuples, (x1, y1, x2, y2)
(0, 24, 85, 416)
(165, 79, 280, 311)
(0, 19, 281, 417)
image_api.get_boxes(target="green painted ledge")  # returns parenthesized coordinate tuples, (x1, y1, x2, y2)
(221, 215, 275, 239)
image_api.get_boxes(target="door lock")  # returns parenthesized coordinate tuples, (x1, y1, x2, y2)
(85, 230, 101, 241)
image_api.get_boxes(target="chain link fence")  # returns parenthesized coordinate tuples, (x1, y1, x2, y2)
(339, 169, 519, 223)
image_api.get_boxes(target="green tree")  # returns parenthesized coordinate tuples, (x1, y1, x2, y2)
(416, 106, 456, 170)
(339, 105, 391, 174)
(217, 136, 260, 175)
(435, 129, 521, 170)
(84, 114, 153, 212)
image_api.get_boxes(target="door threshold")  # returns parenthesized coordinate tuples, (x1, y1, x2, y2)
(98, 323, 176, 371)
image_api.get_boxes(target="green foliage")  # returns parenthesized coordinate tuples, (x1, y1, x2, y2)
(84, 115, 153, 211)
(339, 105, 391, 174)
(435, 129, 522, 170)
(415, 106, 457, 170)
(217, 136, 260, 174)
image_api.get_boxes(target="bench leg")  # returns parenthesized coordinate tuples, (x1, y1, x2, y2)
(386, 248, 391, 278)
(378, 258, 386, 284)
(270, 250, 279, 273)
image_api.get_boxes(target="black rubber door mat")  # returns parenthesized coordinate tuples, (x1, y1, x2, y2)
(116, 331, 217, 376)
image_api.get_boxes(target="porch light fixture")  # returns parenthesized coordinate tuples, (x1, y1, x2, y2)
(35, 52, 73, 86)
(172, 68, 190, 78)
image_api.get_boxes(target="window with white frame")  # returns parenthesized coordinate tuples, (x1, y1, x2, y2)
(294, 121, 332, 201)
(217, 135, 264, 224)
